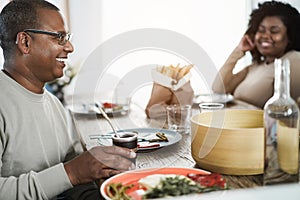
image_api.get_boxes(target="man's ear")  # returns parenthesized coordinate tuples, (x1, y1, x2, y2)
(15, 32, 31, 54)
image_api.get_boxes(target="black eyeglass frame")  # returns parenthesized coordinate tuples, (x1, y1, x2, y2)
(23, 29, 72, 45)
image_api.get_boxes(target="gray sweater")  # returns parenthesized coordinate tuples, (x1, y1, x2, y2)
(0, 71, 80, 199)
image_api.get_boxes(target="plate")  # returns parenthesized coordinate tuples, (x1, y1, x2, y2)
(67, 103, 129, 116)
(193, 93, 234, 104)
(100, 167, 210, 200)
(97, 128, 182, 151)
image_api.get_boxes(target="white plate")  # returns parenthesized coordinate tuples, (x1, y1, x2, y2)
(67, 103, 129, 116)
(97, 128, 182, 151)
(194, 93, 234, 104)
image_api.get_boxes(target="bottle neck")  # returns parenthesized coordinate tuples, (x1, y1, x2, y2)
(273, 59, 291, 99)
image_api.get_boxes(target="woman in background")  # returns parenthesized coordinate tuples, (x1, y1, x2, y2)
(212, 0, 300, 108)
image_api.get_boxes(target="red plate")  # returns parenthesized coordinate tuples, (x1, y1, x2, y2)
(100, 167, 210, 200)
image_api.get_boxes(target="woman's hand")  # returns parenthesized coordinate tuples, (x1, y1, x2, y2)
(212, 34, 252, 94)
(237, 34, 255, 53)
(63, 146, 136, 186)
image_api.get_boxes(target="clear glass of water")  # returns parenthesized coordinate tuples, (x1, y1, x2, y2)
(166, 104, 192, 134)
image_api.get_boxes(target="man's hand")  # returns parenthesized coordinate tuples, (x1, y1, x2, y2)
(64, 146, 136, 185)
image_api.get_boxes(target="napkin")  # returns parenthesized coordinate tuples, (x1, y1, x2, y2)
(145, 64, 194, 119)
(151, 68, 192, 91)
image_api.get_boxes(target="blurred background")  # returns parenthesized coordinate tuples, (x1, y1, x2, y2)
(0, 0, 299, 105)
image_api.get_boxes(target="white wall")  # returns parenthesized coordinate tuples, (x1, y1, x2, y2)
(69, 0, 249, 70)
(67, 0, 250, 98)
(0, 0, 258, 96)
(1, 0, 300, 70)
(1, 0, 300, 96)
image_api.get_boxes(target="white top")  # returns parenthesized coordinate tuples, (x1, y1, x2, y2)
(0, 71, 80, 199)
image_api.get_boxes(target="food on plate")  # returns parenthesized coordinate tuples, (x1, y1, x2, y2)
(102, 102, 123, 111)
(81, 102, 124, 114)
(106, 182, 134, 200)
(140, 173, 227, 199)
(142, 176, 196, 198)
(147, 132, 168, 142)
(135, 131, 169, 143)
(137, 143, 160, 149)
(157, 64, 193, 81)
(105, 173, 228, 199)
(102, 102, 117, 108)
(187, 173, 227, 189)
(138, 174, 179, 189)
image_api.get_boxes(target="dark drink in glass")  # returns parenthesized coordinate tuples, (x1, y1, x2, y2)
(112, 132, 138, 164)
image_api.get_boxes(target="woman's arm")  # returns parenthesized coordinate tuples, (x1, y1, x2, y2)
(145, 83, 173, 119)
(286, 51, 300, 103)
(212, 35, 255, 94)
(145, 82, 194, 119)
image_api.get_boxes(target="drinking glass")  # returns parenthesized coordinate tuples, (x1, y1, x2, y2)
(166, 104, 192, 134)
(199, 102, 224, 113)
(112, 132, 138, 163)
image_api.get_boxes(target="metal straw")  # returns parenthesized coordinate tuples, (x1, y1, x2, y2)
(95, 103, 120, 137)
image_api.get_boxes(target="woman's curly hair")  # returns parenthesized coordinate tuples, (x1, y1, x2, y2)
(245, 0, 300, 63)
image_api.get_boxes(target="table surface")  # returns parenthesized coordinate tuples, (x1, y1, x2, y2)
(68, 99, 299, 198)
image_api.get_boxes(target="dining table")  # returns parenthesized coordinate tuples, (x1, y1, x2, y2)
(67, 98, 300, 199)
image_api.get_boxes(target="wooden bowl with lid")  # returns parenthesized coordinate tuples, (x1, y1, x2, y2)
(191, 109, 264, 175)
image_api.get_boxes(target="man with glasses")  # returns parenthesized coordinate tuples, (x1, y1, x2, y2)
(23, 29, 72, 46)
(0, 0, 136, 199)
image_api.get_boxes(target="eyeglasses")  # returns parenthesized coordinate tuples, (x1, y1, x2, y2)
(23, 29, 72, 45)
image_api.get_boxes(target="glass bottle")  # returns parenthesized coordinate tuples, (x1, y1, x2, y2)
(263, 58, 299, 185)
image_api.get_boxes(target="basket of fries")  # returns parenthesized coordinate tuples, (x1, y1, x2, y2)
(152, 64, 193, 90)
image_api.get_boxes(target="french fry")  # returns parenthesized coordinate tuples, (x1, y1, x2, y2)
(161, 66, 167, 74)
(157, 64, 193, 80)
(185, 64, 193, 74)
(177, 64, 193, 80)
(157, 66, 163, 73)
(165, 67, 173, 77)
(172, 63, 180, 79)
(177, 65, 187, 80)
